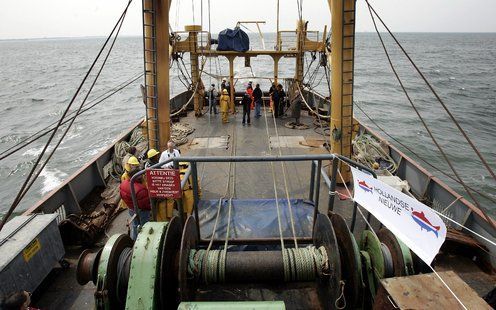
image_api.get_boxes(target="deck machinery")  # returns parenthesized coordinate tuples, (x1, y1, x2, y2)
(77, 155, 420, 309)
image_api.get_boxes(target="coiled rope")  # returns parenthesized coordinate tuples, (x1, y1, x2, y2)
(188, 246, 329, 283)
(353, 133, 397, 174)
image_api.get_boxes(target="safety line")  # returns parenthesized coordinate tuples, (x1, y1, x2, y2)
(366, 0, 496, 185)
(262, 96, 291, 280)
(0, 0, 134, 232)
(366, 2, 496, 232)
(269, 95, 299, 249)
(354, 102, 496, 205)
(338, 164, 468, 309)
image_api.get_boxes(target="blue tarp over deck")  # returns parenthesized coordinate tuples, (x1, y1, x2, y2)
(198, 199, 314, 239)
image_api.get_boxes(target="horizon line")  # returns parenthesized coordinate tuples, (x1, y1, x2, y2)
(1, 31, 496, 41)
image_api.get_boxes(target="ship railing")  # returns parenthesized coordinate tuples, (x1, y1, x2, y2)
(129, 154, 376, 236)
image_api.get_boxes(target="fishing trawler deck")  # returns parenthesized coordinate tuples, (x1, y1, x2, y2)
(29, 109, 495, 309)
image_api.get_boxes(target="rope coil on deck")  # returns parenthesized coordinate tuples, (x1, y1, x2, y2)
(188, 246, 329, 283)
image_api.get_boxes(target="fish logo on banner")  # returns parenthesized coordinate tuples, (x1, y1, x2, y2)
(351, 167, 446, 265)
(411, 210, 441, 238)
(358, 180, 373, 193)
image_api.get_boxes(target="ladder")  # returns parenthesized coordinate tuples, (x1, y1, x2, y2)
(340, 0, 356, 160)
(142, 0, 160, 150)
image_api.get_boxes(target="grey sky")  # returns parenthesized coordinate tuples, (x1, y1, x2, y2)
(0, 0, 495, 39)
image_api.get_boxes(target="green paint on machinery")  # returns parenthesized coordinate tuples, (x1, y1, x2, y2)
(360, 230, 385, 280)
(125, 221, 169, 310)
(177, 301, 286, 309)
(95, 234, 133, 310)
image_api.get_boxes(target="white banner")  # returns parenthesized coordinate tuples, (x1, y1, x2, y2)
(351, 167, 446, 265)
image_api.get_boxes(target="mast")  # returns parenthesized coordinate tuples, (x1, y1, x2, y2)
(328, 0, 356, 183)
(143, 0, 170, 151)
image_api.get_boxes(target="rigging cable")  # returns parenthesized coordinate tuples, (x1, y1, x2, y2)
(0, 73, 143, 161)
(336, 165, 469, 309)
(366, 2, 496, 231)
(0, 0, 133, 232)
(261, 97, 292, 281)
(366, 0, 496, 184)
(354, 102, 496, 205)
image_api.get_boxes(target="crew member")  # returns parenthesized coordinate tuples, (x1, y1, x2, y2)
(120, 170, 150, 240)
(221, 78, 227, 91)
(121, 156, 140, 181)
(253, 83, 263, 118)
(144, 148, 160, 168)
(268, 82, 276, 112)
(220, 89, 230, 124)
(246, 83, 254, 110)
(159, 141, 181, 168)
(122, 146, 137, 173)
(0, 290, 39, 310)
(207, 83, 218, 114)
(241, 91, 252, 125)
(275, 84, 286, 118)
(291, 90, 303, 125)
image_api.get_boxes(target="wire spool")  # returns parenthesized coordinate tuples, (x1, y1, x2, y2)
(115, 247, 133, 304)
(360, 230, 385, 281)
(159, 216, 183, 309)
(179, 214, 342, 308)
(76, 248, 102, 285)
(377, 228, 414, 276)
(380, 243, 394, 278)
(329, 212, 364, 309)
(360, 250, 376, 308)
(94, 234, 133, 310)
(179, 216, 199, 302)
(313, 214, 341, 309)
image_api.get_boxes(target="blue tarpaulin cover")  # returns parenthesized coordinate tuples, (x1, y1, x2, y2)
(198, 199, 314, 239)
(216, 27, 250, 52)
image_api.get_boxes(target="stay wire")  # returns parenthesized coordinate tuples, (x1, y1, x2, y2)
(366, 0, 496, 184)
(354, 102, 496, 205)
(0, 0, 133, 232)
(0, 73, 143, 161)
(16, 6, 129, 205)
(337, 164, 468, 310)
(0, 0, 132, 230)
(366, 2, 496, 232)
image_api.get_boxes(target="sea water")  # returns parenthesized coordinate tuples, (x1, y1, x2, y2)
(0, 33, 494, 216)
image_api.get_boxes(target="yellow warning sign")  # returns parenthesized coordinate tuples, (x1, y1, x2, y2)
(23, 238, 41, 262)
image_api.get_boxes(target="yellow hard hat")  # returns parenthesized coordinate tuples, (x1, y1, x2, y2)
(147, 149, 159, 159)
(222, 89, 228, 94)
(127, 156, 140, 166)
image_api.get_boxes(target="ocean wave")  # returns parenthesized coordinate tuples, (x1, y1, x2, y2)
(39, 167, 67, 195)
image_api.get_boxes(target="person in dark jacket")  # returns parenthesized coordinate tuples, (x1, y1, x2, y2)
(241, 92, 252, 125)
(268, 82, 276, 112)
(276, 84, 286, 118)
(253, 83, 263, 118)
(120, 171, 151, 240)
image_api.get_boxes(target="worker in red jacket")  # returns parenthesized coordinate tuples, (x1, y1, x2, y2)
(120, 171, 151, 240)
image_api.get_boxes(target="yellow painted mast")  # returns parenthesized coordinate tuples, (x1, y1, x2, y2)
(143, 0, 170, 150)
(328, 0, 356, 183)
